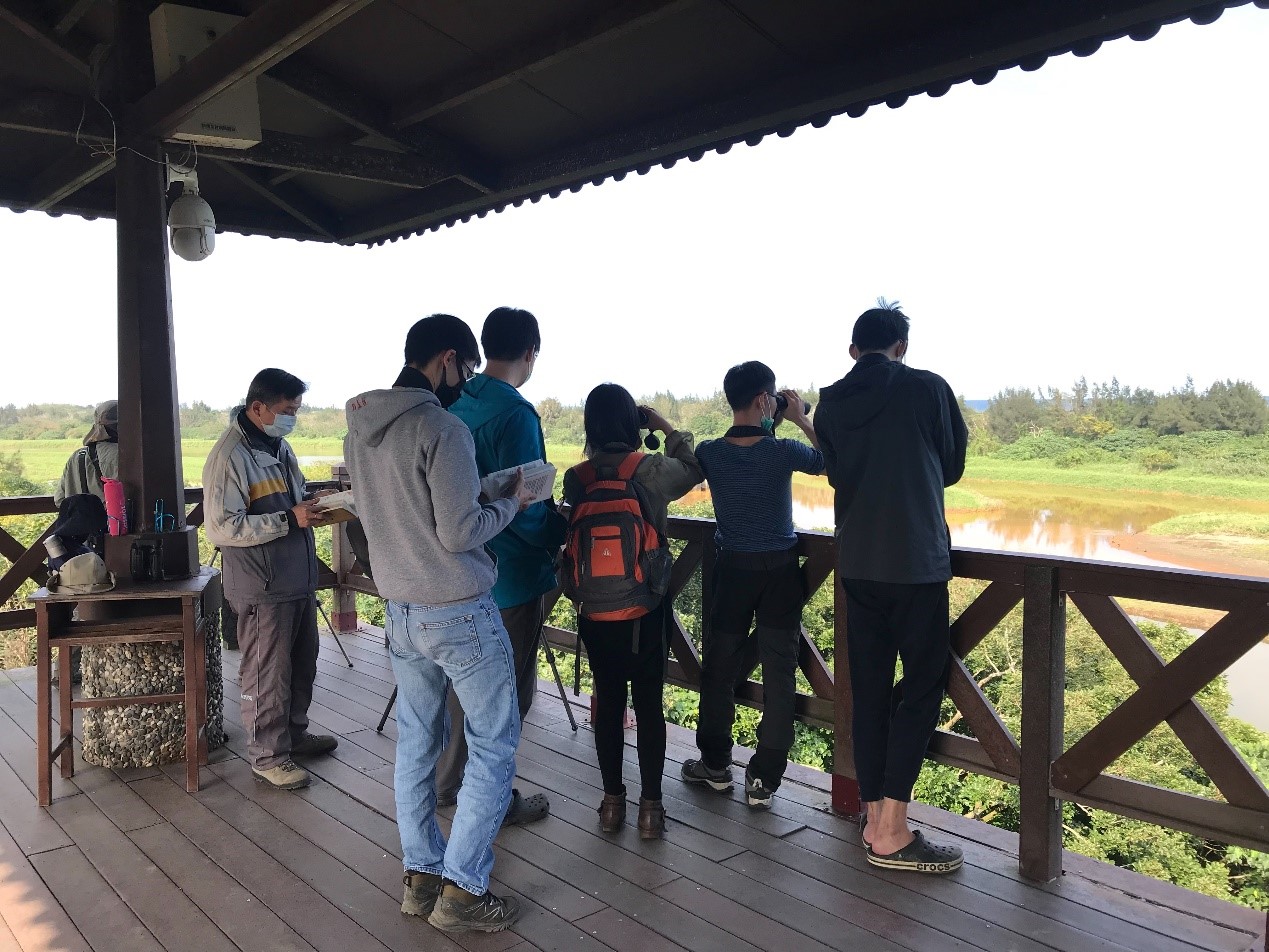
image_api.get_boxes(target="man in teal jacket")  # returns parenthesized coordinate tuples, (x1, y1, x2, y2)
(439, 307, 566, 823)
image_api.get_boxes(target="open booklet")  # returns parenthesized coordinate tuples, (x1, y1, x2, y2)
(480, 460, 556, 506)
(310, 489, 358, 524)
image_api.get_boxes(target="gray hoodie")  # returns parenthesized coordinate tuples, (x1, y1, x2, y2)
(344, 385, 518, 606)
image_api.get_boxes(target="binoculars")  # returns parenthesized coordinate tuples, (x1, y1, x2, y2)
(775, 393, 812, 415)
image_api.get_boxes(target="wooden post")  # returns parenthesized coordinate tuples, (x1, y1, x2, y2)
(114, 0, 186, 541)
(1020, 565, 1066, 881)
(831, 574, 861, 817)
(330, 521, 359, 632)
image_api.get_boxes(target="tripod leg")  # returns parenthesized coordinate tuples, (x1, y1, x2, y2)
(377, 686, 397, 733)
(315, 599, 355, 668)
(541, 637, 578, 732)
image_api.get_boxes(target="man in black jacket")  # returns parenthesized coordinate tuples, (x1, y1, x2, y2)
(813, 301, 968, 874)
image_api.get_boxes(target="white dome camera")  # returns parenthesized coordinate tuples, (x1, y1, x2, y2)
(166, 162, 216, 262)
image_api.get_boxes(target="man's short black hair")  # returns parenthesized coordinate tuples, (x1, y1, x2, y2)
(852, 298, 910, 352)
(583, 383, 641, 451)
(481, 307, 540, 361)
(404, 314, 481, 368)
(723, 361, 776, 410)
(246, 368, 307, 407)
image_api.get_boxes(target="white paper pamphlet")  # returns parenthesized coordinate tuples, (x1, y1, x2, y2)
(480, 460, 556, 506)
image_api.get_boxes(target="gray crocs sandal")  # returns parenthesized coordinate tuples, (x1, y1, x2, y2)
(866, 830, 963, 874)
(501, 789, 549, 826)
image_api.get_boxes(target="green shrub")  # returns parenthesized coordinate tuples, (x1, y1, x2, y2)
(1139, 449, 1179, 472)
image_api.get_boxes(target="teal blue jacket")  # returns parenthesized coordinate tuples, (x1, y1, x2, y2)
(449, 374, 567, 609)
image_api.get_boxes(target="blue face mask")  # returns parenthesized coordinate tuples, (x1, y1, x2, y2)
(760, 416, 775, 434)
(263, 413, 296, 438)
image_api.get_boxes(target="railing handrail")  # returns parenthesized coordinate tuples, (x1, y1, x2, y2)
(3, 488, 1267, 877)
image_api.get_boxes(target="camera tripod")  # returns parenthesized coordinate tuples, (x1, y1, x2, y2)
(375, 630, 578, 733)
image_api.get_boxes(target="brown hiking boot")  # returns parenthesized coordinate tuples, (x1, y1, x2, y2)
(428, 884, 521, 933)
(598, 792, 627, 834)
(401, 871, 443, 917)
(638, 798, 665, 840)
(252, 759, 310, 790)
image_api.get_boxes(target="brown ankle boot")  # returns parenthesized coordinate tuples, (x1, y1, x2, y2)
(638, 798, 665, 840)
(599, 792, 627, 834)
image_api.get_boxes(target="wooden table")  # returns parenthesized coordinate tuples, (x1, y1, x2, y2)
(29, 568, 216, 806)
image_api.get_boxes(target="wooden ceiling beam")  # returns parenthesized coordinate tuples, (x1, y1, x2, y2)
(125, 0, 379, 138)
(0, 0, 93, 74)
(53, 0, 99, 36)
(27, 143, 115, 209)
(210, 158, 341, 239)
(390, 0, 692, 129)
(266, 58, 495, 191)
(200, 129, 452, 189)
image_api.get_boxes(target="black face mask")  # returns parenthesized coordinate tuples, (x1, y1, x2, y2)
(435, 379, 464, 408)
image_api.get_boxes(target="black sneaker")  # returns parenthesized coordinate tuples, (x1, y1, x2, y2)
(744, 769, 773, 809)
(400, 871, 442, 917)
(428, 888, 521, 933)
(681, 758, 733, 792)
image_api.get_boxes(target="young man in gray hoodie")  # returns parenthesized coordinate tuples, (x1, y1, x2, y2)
(345, 314, 533, 934)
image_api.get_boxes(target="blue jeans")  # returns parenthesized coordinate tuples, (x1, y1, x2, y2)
(385, 595, 519, 895)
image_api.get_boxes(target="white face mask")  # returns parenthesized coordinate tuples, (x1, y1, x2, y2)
(263, 413, 297, 438)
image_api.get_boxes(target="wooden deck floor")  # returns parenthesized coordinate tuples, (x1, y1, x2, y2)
(0, 628, 1262, 952)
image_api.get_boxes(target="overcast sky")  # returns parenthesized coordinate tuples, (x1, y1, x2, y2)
(2, 7, 1267, 411)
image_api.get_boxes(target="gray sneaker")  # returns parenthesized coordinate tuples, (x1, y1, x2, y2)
(744, 769, 773, 809)
(428, 889, 521, 933)
(252, 759, 311, 790)
(401, 871, 442, 917)
(681, 758, 733, 792)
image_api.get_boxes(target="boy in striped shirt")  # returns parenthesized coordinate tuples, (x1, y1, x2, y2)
(682, 361, 823, 808)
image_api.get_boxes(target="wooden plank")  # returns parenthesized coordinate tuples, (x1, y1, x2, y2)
(0, 721, 73, 854)
(781, 827, 1142, 952)
(944, 655, 1022, 776)
(653, 875, 839, 952)
(0, 821, 91, 952)
(129, 774, 393, 952)
(28, 845, 165, 952)
(65, 757, 163, 833)
(1053, 597, 1269, 795)
(0, 918, 18, 952)
(128, 822, 317, 952)
(574, 907, 690, 952)
(951, 579, 1022, 657)
(47, 794, 239, 952)
(1019, 565, 1065, 882)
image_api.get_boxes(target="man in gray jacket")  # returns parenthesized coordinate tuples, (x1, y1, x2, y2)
(345, 314, 532, 934)
(204, 369, 338, 792)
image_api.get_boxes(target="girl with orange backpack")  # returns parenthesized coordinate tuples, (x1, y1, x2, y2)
(560, 383, 702, 840)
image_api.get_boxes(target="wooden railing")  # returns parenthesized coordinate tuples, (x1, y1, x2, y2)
(4, 492, 1267, 886)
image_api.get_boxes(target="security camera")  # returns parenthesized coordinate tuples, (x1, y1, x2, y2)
(168, 184, 216, 261)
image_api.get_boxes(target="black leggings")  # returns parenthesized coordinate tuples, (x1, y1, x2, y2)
(577, 599, 669, 801)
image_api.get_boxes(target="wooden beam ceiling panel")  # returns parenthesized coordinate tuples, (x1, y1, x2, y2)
(0, 0, 93, 74)
(125, 0, 380, 138)
(390, 0, 693, 129)
(210, 157, 340, 238)
(27, 144, 115, 209)
(53, 0, 99, 36)
(199, 129, 452, 189)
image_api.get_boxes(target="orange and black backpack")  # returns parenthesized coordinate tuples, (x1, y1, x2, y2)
(560, 453, 672, 622)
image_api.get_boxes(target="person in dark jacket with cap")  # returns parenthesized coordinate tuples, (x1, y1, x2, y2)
(813, 300, 968, 875)
(54, 400, 119, 506)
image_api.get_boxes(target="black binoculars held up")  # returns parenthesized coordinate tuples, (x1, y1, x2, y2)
(775, 393, 813, 416)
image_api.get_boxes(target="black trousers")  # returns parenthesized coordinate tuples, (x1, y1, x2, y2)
(697, 551, 803, 789)
(436, 596, 544, 801)
(841, 577, 951, 803)
(578, 599, 669, 801)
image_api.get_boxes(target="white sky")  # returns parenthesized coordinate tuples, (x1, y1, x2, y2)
(2, 7, 1267, 410)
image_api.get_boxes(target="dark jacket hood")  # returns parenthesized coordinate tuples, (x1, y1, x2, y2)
(818, 354, 906, 431)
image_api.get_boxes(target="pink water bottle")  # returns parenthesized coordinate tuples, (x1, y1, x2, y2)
(102, 478, 128, 536)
